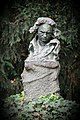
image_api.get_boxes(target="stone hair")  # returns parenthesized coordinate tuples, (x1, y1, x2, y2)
(29, 17, 57, 33)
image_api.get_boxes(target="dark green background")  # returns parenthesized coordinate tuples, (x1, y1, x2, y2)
(0, 0, 80, 104)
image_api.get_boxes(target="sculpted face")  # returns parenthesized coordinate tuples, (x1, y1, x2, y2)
(38, 23, 52, 45)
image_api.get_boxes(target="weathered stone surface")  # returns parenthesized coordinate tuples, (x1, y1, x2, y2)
(22, 61, 60, 102)
(21, 17, 61, 102)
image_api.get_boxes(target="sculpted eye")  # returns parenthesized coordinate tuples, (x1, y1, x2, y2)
(47, 32, 50, 34)
(40, 31, 45, 33)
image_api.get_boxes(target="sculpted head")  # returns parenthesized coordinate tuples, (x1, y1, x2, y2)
(29, 17, 61, 45)
(38, 23, 53, 45)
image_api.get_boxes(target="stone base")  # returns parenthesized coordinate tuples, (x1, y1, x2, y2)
(21, 61, 60, 102)
(23, 79, 60, 103)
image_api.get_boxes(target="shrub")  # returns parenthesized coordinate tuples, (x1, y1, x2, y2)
(2, 93, 80, 120)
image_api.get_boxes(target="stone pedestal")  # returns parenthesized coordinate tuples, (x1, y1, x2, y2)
(21, 61, 60, 102)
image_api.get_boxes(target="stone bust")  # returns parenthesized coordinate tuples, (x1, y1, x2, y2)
(26, 17, 61, 62)
(21, 17, 61, 102)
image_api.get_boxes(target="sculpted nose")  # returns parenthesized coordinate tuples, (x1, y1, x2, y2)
(44, 33, 47, 37)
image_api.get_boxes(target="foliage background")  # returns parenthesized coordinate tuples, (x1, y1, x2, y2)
(0, 0, 80, 104)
